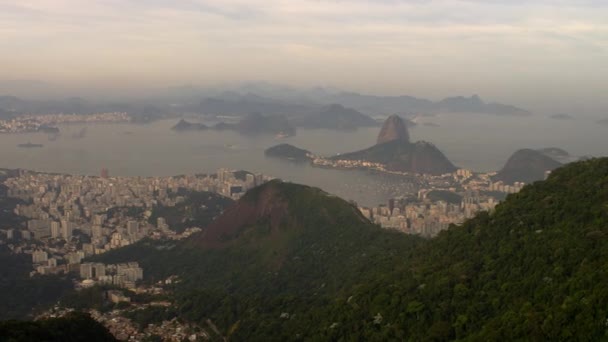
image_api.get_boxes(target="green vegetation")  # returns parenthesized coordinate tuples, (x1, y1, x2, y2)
(122, 306, 178, 331)
(0, 246, 72, 320)
(264, 143, 311, 162)
(59, 285, 132, 313)
(494, 148, 562, 184)
(83, 159, 608, 340)
(148, 190, 233, 233)
(0, 312, 117, 342)
(0, 173, 27, 230)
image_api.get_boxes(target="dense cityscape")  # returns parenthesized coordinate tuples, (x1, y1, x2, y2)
(2, 168, 270, 274)
(0, 112, 130, 133)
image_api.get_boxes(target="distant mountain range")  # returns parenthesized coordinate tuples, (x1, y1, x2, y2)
(0, 81, 530, 121)
(193, 82, 531, 116)
(172, 113, 296, 136)
(191, 91, 530, 118)
(289, 104, 378, 130)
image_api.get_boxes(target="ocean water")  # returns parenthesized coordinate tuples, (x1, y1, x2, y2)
(0, 114, 606, 206)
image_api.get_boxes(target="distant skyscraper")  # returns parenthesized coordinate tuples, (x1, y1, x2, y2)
(50, 221, 61, 238)
(101, 168, 109, 179)
(92, 225, 103, 239)
(61, 220, 73, 240)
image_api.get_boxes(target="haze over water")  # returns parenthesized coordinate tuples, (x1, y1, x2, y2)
(0, 114, 606, 206)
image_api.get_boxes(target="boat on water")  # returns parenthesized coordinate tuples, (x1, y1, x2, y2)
(17, 142, 44, 148)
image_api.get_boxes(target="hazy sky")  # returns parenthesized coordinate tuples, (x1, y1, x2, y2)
(0, 0, 606, 111)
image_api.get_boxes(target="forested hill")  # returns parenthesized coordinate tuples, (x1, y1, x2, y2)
(89, 158, 608, 340)
(321, 157, 608, 340)
(0, 312, 117, 342)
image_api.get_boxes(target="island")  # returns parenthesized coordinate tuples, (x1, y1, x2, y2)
(171, 119, 208, 132)
(172, 113, 296, 136)
(264, 144, 312, 162)
(17, 142, 44, 148)
(549, 113, 574, 120)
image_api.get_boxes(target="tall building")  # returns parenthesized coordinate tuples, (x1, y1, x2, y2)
(92, 225, 103, 239)
(101, 168, 109, 179)
(80, 263, 106, 279)
(117, 262, 144, 282)
(93, 263, 106, 278)
(93, 214, 106, 226)
(50, 221, 61, 238)
(61, 220, 73, 240)
(218, 168, 233, 183)
(80, 263, 94, 279)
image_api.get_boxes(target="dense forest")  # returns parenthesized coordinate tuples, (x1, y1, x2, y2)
(86, 158, 608, 340)
(148, 189, 234, 233)
(0, 312, 117, 342)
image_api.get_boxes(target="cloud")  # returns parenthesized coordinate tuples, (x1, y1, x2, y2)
(0, 0, 606, 103)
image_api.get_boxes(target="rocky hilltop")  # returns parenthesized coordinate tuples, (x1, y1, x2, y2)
(332, 115, 455, 175)
(494, 148, 563, 184)
(377, 114, 410, 144)
(189, 179, 377, 250)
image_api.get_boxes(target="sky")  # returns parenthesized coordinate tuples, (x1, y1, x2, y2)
(0, 0, 606, 112)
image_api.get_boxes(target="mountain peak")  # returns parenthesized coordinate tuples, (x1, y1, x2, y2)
(189, 180, 369, 249)
(494, 148, 563, 184)
(377, 115, 410, 145)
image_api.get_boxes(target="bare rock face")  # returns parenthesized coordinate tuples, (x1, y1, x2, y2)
(377, 115, 409, 145)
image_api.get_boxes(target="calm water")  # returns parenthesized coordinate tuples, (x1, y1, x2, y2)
(0, 114, 606, 206)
